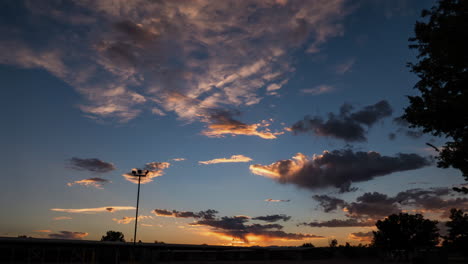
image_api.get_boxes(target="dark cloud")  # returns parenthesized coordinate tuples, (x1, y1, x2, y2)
(153, 209, 218, 220)
(252, 214, 291, 222)
(392, 117, 424, 139)
(154, 207, 321, 243)
(48, 231, 88, 240)
(345, 192, 400, 219)
(68, 158, 115, 173)
(349, 100, 392, 126)
(192, 216, 323, 242)
(313, 187, 468, 221)
(349, 231, 374, 242)
(300, 219, 375, 227)
(312, 195, 346, 212)
(250, 149, 431, 192)
(290, 100, 393, 142)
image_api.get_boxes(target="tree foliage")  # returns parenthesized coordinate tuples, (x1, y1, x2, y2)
(403, 0, 468, 193)
(372, 213, 439, 250)
(101, 230, 125, 242)
(444, 208, 468, 253)
(329, 238, 338, 248)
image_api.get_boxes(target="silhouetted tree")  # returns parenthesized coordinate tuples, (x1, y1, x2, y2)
(301, 242, 315, 247)
(101, 230, 125, 242)
(329, 238, 338, 248)
(373, 213, 439, 251)
(444, 208, 468, 254)
(403, 0, 468, 193)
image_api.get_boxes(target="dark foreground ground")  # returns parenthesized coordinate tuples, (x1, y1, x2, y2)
(1, 237, 466, 264)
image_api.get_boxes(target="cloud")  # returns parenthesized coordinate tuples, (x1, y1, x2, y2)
(67, 177, 111, 189)
(301, 85, 335, 95)
(313, 187, 468, 221)
(1, 0, 351, 131)
(345, 192, 401, 219)
(252, 214, 291, 222)
(153, 209, 218, 220)
(201, 111, 283, 139)
(155, 207, 321, 243)
(48, 231, 88, 240)
(300, 218, 375, 227)
(349, 231, 373, 242)
(34, 230, 51, 233)
(191, 216, 323, 243)
(112, 215, 152, 224)
(312, 195, 346, 212)
(335, 58, 355, 74)
(289, 100, 393, 142)
(122, 162, 170, 184)
(250, 149, 431, 192)
(199, 155, 252, 165)
(53, 216, 72, 220)
(50, 206, 135, 214)
(68, 158, 115, 173)
(172, 158, 186, 162)
(265, 198, 290, 202)
(392, 117, 424, 139)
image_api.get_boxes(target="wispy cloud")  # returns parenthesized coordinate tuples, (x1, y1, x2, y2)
(1, 0, 351, 132)
(153, 209, 218, 220)
(172, 158, 186, 162)
(34, 230, 51, 233)
(53, 216, 72, 221)
(265, 199, 290, 203)
(301, 85, 335, 95)
(122, 162, 170, 184)
(252, 214, 291, 222)
(300, 219, 375, 227)
(112, 215, 152, 224)
(199, 155, 252, 165)
(48, 231, 88, 240)
(51, 206, 135, 214)
(201, 111, 284, 139)
(67, 177, 111, 189)
(250, 149, 431, 192)
(67, 158, 115, 173)
(335, 58, 355, 74)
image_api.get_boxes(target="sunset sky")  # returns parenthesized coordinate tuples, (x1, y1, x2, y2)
(1, 0, 467, 246)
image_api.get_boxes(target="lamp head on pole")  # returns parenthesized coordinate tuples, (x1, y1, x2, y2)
(131, 169, 149, 177)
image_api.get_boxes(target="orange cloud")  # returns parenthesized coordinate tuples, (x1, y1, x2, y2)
(202, 120, 283, 139)
(34, 230, 51, 233)
(112, 215, 152, 224)
(199, 155, 252, 165)
(67, 177, 111, 189)
(53, 216, 72, 220)
(348, 231, 374, 243)
(51, 206, 135, 214)
(48, 231, 88, 240)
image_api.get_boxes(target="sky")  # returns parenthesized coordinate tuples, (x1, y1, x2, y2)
(0, 0, 467, 246)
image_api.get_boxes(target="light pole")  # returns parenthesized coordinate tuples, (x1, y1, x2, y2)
(131, 169, 149, 246)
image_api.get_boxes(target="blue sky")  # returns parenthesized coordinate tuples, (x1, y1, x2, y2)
(1, 0, 466, 246)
